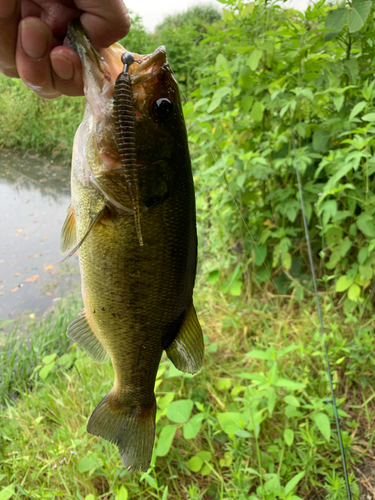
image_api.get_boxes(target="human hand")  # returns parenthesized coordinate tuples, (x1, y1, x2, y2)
(0, 0, 131, 98)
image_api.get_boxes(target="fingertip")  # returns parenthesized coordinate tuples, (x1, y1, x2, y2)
(80, 10, 131, 49)
(51, 47, 84, 96)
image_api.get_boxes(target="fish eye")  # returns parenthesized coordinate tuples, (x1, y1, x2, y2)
(152, 98, 173, 123)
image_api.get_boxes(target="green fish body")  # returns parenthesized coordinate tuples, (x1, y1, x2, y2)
(60, 21, 203, 471)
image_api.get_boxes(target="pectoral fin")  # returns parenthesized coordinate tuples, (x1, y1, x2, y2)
(67, 309, 109, 363)
(165, 302, 204, 374)
(60, 205, 110, 263)
(60, 205, 77, 254)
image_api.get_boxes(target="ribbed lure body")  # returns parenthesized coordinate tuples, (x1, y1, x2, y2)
(113, 53, 143, 246)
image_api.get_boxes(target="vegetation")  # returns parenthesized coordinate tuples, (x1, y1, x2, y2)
(188, 0, 375, 316)
(0, 76, 84, 159)
(2, 0, 375, 498)
(1, 283, 374, 499)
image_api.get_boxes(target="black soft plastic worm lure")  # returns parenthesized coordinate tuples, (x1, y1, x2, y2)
(113, 52, 143, 246)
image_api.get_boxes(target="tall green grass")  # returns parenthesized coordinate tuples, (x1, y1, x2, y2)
(0, 294, 82, 406)
(0, 75, 84, 160)
(1, 285, 373, 499)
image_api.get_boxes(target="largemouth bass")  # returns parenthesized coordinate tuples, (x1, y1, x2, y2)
(60, 20, 203, 471)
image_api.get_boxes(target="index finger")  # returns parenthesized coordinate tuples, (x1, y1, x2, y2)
(76, 0, 131, 48)
(0, 0, 20, 77)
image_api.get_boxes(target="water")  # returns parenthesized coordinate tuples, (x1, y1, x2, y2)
(0, 149, 80, 320)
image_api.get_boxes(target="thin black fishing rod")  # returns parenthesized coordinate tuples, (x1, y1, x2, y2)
(291, 129, 352, 500)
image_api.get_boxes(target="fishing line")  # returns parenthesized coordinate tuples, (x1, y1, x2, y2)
(291, 128, 352, 500)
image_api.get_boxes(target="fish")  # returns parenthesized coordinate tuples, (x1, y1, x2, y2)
(60, 20, 204, 471)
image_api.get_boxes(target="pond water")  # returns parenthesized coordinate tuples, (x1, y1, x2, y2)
(0, 149, 80, 321)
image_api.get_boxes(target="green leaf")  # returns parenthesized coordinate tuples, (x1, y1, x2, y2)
(217, 378, 232, 391)
(217, 412, 245, 434)
(158, 392, 175, 410)
(273, 379, 305, 390)
(349, 101, 366, 121)
(223, 8, 234, 21)
(216, 54, 228, 70)
(77, 455, 102, 473)
(312, 129, 330, 153)
(284, 395, 300, 407)
(325, 8, 348, 41)
(254, 245, 267, 266)
(212, 87, 231, 101)
(183, 413, 204, 440)
(201, 463, 214, 476)
(312, 412, 331, 442)
(285, 471, 305, 496)
(284, 428, 294, 447)
(362, 113, 375, 121)
(0, 486, 14, 500)
(251, 101, 265, 122)
(230, 280, 243, 296)
(348, 283, 361, 302)
(42, 353, 57, 365)
(245, 349, 273, 360)
(166, 399, 193, 423)
(207, 98, 221, 114)
(85, 495, 95, 500)
(239, 67, 252, 90)
(197, 451, 212, 462)
(336, 275, 354, 292)
(208, 270, 220, 285)
(333, 95, 344, 112)
(340, 239, 352, 257)
(246, 48, 263, 71)
(116, 486, 128, 500)
(187, 455, 203, 472)
(349, 1, 372, 33)
(357, 213, 375, 237)
(156, 425, 176, 457)
(344, 59, 359, 84)
(39, 362, 55, 380)
(358, 247, 369, 264)
(359, 264, 372, 282)
(241, 96, 254, 113)
(162, 486, 168, 500)
(267, 389, 277, 416)
(57, 353, 74, 368)
(282, 252, 292, 270)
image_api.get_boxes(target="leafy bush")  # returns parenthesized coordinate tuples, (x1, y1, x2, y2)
(0, 292, 366, 499)
(188, 0, 375, 313)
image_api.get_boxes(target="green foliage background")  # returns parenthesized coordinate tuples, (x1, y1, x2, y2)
(2, 1, 375, 499)
(1, 0, 375, 313)
(186, 0, 375, 316)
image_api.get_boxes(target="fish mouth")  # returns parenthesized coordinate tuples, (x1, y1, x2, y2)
(66, 19, 102, 74)
(130, 46, 167, 85)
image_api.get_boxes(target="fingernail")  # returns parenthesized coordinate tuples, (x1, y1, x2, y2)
(20, 19, 49, 59)
(51, 54, 74, 81)
(0, 0, 17, 18)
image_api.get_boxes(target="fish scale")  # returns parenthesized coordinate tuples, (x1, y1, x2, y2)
(61, 23, 203, 469)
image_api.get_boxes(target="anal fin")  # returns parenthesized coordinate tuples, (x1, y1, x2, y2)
(67, 309, 109, 364)
(60, 205, 77, 254)
(165, 302, 204, 374)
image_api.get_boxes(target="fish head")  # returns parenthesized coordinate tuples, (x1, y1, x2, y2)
(69, 20, 189, 208)
(129, 46, 188, 168)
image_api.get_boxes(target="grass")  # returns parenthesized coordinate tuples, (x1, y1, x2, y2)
(1, 284, 374, 500)
(0, 75, 84, 161)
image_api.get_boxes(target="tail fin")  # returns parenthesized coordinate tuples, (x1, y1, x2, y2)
(87, 391, 156, 471)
